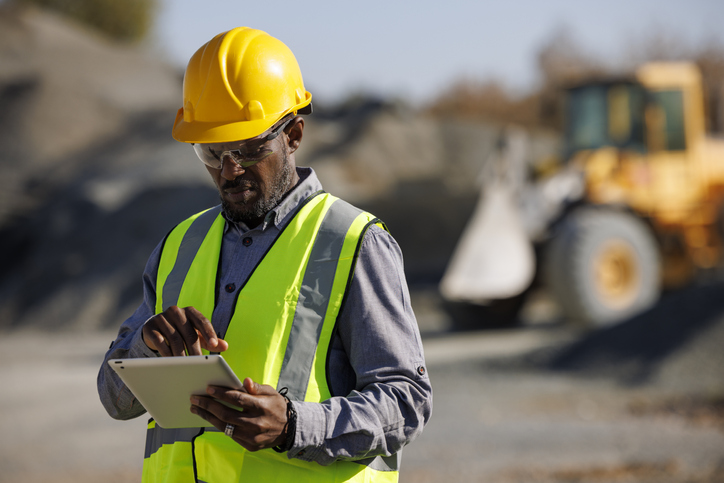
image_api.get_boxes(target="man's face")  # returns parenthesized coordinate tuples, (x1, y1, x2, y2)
(203, 123, 301, 227)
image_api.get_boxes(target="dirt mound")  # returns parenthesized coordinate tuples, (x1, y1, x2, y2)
(546, 278, 724, 394)
(0, 5, 212, 331)
(0, 4, 181, 224)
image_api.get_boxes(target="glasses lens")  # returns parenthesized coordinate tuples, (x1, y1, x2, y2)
(193, 143, 273, 169)
(193, 143, 222, 168)
(191, 116, 293, 169)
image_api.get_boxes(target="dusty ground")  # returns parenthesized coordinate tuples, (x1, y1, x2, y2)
(403, 355, 724, 483)
(0, 331, 148, 483)
(2, 284, 724, 483)
(401, 283, 724, 483)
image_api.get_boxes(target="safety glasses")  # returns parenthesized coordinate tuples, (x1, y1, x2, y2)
(192, 116, 294, 169)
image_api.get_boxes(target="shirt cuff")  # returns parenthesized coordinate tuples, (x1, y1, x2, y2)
(287, 401, 330, 464)
(129, 317, 160, 358)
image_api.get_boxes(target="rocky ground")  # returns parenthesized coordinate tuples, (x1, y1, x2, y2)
(2, 281, 724, 483)
(402, 282, 724, 483)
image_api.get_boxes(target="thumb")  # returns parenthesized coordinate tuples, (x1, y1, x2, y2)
(243, 377, 260, 395)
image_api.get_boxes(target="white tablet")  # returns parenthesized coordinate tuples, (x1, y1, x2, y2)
(108, 354, 243, 429)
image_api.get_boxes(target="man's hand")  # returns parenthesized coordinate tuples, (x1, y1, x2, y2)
(142, 305, 229, 356)
(190, 377, 289, 452)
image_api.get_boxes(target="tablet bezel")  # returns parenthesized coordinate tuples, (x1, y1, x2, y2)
(108, 354, 243, 429)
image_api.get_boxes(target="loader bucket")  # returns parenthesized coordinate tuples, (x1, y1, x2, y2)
(440, 182, 535, 303)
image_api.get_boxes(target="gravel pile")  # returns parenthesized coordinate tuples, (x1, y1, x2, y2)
(546, 277, 724, 395)
(0, 4, 182, 225)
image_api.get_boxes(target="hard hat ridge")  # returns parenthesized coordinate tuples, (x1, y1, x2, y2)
(172, 27, 312, 144)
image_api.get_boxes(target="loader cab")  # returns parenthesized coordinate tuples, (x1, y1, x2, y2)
(563, 80, 648, 159)
(645, 89, 687, 152)
(563, 77, 691, 159)
(562, 67, 699, 221)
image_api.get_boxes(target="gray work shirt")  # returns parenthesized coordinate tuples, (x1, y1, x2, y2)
(97, 167, 432, 466)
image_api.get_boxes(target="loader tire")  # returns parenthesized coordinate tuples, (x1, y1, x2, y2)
(543, 207, 660, 327)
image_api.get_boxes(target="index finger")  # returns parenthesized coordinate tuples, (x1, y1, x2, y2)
(183, 306, 226, 351)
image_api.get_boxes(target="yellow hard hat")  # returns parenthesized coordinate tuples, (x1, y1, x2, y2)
(172, 27, 312, 144)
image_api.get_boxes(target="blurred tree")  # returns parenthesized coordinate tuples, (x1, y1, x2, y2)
(11, 0, 158, 43)
(624, 28, 724, 134)
(425, 78, 540, 127)
(623, 28, 691, 64)
(534, 27, 605, 130)
(536, 27, 604, 89)
(424, 27, 603, 130)
(695, 41, 724, 133)
(426, 25, 724, 135)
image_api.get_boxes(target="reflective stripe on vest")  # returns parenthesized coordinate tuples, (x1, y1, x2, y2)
(143, 192, 398, 483)
(161, 205, 222, 310)
(276, 198, 362, 400)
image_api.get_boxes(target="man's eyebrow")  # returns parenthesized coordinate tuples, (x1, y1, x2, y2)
(241, 139, 269, 151)
(217, 138, 265, 152)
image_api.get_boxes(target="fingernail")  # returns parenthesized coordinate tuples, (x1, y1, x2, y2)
(207, 387, 216, 395)
(190, 396, 199, 405)
(190, 406, 197, 414)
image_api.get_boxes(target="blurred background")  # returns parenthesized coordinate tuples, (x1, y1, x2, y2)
(1, 0, 724, 482)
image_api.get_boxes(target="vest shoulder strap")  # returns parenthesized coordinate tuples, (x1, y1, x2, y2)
(276, 196, 375, 400)
(158, 205, 223, 312)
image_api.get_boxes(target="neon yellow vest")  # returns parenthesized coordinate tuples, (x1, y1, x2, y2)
(142, 192, 399, 483)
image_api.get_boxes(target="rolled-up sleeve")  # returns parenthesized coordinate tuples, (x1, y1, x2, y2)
(97, 241, 162, 420)
(289, 225, 433, 465)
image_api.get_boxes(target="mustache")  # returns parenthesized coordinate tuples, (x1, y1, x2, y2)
(221, 177, 258, 191)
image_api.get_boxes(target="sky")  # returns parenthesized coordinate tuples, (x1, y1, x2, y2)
(153, 0, 724, 106)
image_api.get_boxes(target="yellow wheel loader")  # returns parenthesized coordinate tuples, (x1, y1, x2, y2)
(441, 62, 724, 327)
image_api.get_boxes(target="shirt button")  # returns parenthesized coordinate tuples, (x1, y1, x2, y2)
(242, 237, 253, 247)
(225, 283, 236, 293)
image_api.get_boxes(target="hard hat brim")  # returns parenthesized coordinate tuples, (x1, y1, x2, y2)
(172, 93, 312, 144)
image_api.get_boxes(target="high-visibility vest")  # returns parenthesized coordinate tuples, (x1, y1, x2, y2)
(142, 191, 399, 483)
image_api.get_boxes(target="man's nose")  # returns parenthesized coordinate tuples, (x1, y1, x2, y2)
(220, 156, 245, 180)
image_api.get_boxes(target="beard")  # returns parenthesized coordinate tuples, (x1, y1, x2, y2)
(220, 150, 295, 226)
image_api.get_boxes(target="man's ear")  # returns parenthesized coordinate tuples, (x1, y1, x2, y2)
(286, 117, 304, 153)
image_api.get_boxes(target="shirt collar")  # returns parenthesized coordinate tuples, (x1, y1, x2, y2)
(222, 167, 323, 234)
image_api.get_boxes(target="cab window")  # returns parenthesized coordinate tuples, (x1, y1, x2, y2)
(650, 90, 686, 151)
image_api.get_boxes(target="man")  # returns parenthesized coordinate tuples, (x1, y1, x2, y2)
(98, 27, 432, 482)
